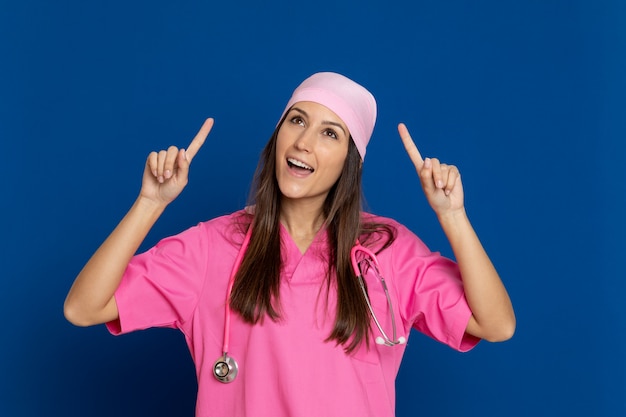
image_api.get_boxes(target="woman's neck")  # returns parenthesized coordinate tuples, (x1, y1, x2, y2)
(279, 199, 326, 254)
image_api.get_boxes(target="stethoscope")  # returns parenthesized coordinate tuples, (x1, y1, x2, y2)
(350, 242, 407, 348)
(213, 228, 406, 384)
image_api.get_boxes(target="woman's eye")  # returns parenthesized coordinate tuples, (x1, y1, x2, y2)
(290, 116, 305, 126)
(324, 129, 338, 139)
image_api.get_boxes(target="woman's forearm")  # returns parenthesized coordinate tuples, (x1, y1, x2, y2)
(438, 209, 516, 342)
(64, 196, 167, 326)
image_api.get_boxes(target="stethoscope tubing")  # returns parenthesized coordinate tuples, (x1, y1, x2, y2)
(214, 229, 405, 383)
(222, 227, 253, 356)
(351, 242, 405, 346)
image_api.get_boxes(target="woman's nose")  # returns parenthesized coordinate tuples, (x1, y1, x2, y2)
(293, 129, 314, 152)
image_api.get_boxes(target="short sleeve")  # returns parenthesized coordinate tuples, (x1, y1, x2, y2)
(106, 223, 209, 336)
(390, 224, 480, 352)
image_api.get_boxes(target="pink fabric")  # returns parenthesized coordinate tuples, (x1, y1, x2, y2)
(107, 211, 479, 417)
(280, 72, 377, 160)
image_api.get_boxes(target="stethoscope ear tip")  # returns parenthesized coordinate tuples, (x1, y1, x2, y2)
(375, 336, 406, 346)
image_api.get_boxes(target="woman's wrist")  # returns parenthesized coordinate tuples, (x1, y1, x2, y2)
(437, 207, 469, 230)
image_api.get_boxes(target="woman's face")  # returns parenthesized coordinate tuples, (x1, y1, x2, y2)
(275, 101, 350, 205)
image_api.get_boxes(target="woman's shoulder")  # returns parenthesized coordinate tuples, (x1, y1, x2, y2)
(200, 208, 251, 227)
(188, 208, 252, 243)
(360, 211, 413, 236)
(361, 211, 400, 227)
(360, 211, 428, 251)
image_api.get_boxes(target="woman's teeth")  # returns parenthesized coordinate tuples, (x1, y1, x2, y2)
(287, 158, 314, 172)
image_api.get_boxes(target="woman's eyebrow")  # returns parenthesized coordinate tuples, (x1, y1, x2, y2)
(322, 120, 346, 135)
(290, 107, 347, 135)
(290, 106, 309, 119)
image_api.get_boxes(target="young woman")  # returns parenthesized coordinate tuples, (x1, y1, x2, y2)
(64, 72, 515, 416)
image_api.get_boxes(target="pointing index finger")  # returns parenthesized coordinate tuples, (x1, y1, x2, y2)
(185, 118, 214, 163)
(398, 123, 424, 169)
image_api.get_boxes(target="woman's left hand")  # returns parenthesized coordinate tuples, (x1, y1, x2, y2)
(398, 123, 464, 216)
(398, 123, 516, 342)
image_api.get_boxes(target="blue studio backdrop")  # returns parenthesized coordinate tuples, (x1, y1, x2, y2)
(2, 1, 625, 416)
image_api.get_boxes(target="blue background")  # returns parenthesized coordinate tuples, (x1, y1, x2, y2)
(2, 1, 625, 416)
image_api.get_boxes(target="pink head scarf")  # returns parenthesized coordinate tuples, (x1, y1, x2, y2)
(280, 72, 377, 160)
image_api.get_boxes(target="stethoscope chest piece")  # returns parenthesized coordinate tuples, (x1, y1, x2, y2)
(213, 354, 238, 383)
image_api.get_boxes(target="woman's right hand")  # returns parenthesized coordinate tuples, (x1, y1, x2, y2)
(141, 117, 214, 204)
(64, 118, 215, 327)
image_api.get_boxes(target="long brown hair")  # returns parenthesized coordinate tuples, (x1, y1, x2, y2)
(229, 118, 395, 353)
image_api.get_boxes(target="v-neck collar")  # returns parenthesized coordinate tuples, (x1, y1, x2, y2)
(279, 224, 330, 283)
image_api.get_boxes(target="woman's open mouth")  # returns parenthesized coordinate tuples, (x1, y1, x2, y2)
(287, 158, 314, 173)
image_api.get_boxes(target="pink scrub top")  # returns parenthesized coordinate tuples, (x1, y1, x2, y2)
(107, 210, 479, 416)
